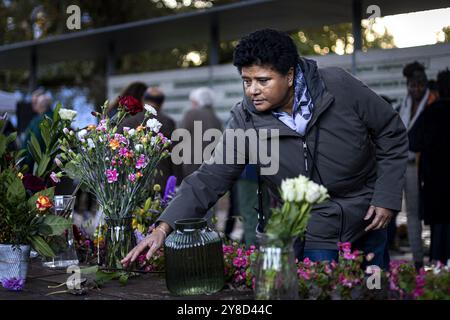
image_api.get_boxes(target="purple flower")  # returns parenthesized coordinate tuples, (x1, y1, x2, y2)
(163, 175, 177, 201)
(135, 155, 147, 169)
(128, 173, 136, 182)
(114, 133, 128, 145)
(157, 132, 168, 144)
(1, 277, 25, 291)
(106, 169, 118, 183)
(134, 229, 145, 244)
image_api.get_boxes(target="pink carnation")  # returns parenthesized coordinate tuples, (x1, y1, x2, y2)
(136, 154, 147, 169)
(106, 169, 118, 183)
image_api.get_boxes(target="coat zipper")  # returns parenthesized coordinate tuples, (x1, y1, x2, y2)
(303, 140, 309, 174)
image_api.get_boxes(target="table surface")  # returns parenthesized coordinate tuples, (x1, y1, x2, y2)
(0, 260, 253, 300)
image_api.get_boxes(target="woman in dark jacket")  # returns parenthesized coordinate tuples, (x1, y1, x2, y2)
(122, 29, 408, 269)
(410, 69, 450, 264)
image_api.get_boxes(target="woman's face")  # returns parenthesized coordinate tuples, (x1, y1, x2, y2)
(241, 64, 294, 113)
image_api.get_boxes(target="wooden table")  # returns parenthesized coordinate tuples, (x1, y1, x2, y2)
(0, 260, 253, 300)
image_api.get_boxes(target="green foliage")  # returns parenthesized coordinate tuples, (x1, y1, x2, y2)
(27, 103, 69, 179)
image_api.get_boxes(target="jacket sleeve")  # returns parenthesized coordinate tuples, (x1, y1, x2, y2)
(156, 106, 247, 230)
(346, 71, 408, 211)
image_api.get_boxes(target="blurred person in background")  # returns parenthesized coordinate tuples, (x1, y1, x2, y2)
(22, 91, 53, 168)
(397, 61, 437, 269)
(410, 68, 450, 265)
(178, 87, 223, 180)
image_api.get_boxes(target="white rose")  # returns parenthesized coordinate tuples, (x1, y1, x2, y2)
(146, 118, 162, 133)
(305, 182, 321, 203)
(59, 108, 77, 121)
(144, 104, 157, 116)
(281, 179, 296, 202)
(128, 129, 136, 136)
(293, 176, 308, 202)
(318, 186, 329, 202)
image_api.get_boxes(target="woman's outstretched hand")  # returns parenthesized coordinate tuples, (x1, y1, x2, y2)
(121, 222, 172, 267)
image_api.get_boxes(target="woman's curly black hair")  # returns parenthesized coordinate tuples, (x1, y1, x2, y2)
(233, 29, 299, 75)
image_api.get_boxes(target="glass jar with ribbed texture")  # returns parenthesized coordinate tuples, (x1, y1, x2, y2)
(164, 218, 225, 295)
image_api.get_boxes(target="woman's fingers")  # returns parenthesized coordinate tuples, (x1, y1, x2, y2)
(146, 234, 163, 260)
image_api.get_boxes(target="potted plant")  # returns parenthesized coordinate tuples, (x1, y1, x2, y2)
(0, 120, 72, 291)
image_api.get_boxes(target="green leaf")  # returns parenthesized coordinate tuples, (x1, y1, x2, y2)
(95, 271, 120, 286)
(39, 120, 51, 149)
(119, 273, 129, 286)
(30, 235, 55, 258)
(5, 132, 17, 146)
(6, 174, 26, 202)
(36, 153, 51, 177)
(63, 160, 82, 180)
(39, 215, 72, 236)
(80, 266, 99, 274)
(53, 103, 62, 123)
(29, 133, 42, 162)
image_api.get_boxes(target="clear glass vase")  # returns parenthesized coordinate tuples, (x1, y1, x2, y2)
(254, 235, 299, 300)
(42, 195, 79, 269)
(104, 216, 136, 270)
(164, 218, 225, 295)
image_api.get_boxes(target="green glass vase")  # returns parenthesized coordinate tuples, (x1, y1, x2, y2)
(164, 218, 225, 295)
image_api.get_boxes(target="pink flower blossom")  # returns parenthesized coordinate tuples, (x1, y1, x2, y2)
(136, 154, 147, 169)
(119, 147, 128, 157)
(343, 251, 357, 260)
(128, 173, 136, 182)
(50, 172, 60, 183)
(338, 242, 352, 253)
(106, 169, 118, 183)
(97, 119, 107, 132)
(114, 133, 128, 145)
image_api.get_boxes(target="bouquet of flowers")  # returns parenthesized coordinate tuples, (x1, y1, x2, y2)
(255, 174, 329, 299)
(59, 97, 171, 268)
(265, 175, 329, 245)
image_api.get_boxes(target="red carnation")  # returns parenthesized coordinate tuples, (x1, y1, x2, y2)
(118, 95, 143, 115)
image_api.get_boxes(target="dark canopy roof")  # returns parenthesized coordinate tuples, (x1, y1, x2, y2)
(0, 0, 448, 70)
